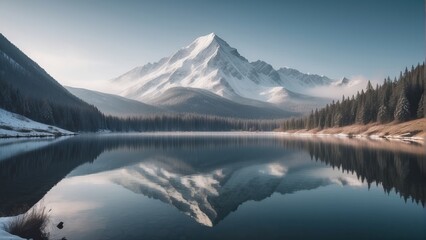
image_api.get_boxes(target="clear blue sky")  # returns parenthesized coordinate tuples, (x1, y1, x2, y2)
(0, 0, 424, 90)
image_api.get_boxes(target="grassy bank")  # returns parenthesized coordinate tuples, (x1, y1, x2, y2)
(281, 118, 426, 142)
(2, 206, 50, 240)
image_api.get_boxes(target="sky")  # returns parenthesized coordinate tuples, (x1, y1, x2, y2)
(0, 0, 424, 91)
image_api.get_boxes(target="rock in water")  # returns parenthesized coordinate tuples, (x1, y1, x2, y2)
(57, 222, 64, 229)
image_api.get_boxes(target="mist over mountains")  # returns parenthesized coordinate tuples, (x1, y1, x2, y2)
(0, 31, 365, 129)
(103, 33, 355, 116)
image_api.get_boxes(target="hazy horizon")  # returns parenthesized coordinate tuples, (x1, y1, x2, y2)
(0, 0, 424, 93)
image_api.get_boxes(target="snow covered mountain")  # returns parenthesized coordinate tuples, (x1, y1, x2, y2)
(109, 33, 330, 113)
(277, 67, 333, 92)
(251, 60, 335, 94)
(332, 76, 362, 88)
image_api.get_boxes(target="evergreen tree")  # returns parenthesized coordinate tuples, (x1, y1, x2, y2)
(314, 109, 319, 128)
(417, 94, 425, 118)
(356, 93, 366, 124)
(333, 112, 343, 127)
(349, 95, 357, 124)
(377, 104, 390, 123)
(279, 63, 424, 131)
(306, 110, 314, 129)
(394, 92, 410, 122)
(366, 80, 374, 91)
(40, 100, 54, 124)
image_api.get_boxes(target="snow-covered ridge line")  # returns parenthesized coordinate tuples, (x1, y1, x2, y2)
(109, 33, 330, 109)
(0, 108, 74, 138)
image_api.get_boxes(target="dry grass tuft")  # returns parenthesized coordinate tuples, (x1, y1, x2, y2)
(5, 206, 50, 240)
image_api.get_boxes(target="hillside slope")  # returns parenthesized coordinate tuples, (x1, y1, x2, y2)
(66, 86, 164, 117)
(0, 33, 104, 131)
(0, 108, 73, 138)
(150, 87, 296, 119)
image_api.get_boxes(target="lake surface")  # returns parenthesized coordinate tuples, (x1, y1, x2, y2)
(1, 133, 425, 240)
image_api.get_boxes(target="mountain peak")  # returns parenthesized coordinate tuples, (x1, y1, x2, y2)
(195, 32, 218, 42)
(206, 32, 217, 38)
(190, 32, 227, 51)
(111, 32, 329, 113)
(333, 77, 351, 87)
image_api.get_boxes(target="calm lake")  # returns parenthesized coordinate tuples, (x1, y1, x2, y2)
(1, 133, 425, 240)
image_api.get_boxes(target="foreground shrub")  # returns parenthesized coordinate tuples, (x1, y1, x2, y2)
(5, 206, 50, 240)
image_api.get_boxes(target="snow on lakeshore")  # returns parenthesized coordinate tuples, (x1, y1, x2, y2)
(0, 108, 73, 138)
(0, 217, 24, 240)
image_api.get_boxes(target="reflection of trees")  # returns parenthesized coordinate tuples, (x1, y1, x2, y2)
(315, 145, 425, 207)
(0, 137, 105, 216)
(276, 138, 426, 207)
(0, 135, 424, 217)
(0, 135, 286, 216)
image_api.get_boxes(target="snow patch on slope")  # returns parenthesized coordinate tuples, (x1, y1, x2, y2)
(110, 33, 327, 110)
(0, 216, 24, 240)
(0, 108, 73, 138)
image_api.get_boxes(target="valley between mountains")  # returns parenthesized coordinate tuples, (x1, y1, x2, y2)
(0, 32, 423, 139)
(69, 33, 357, 118)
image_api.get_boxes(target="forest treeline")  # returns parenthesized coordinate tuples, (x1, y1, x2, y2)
(1, 61, 423, 132)
(104, 114, 280, 132)
(0, 79, 281, 132)
(0, 79, 105, 131)
(280, 63, 425, 130)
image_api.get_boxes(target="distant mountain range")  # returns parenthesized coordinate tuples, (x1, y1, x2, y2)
(1, 32, 358, 121)
(67, 86, 295, 119)
(106, 33, 346, 114)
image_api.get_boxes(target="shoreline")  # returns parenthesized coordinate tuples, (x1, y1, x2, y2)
(0, 216, 23, 240)
(278, 118, 426, 144)
(0, 132, 76, 139)
(0, 118, 424, 144)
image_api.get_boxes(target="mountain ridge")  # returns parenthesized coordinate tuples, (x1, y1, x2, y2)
(69, 86, 296, 119)
(108, 33, 333, 113)
(66, 86, 165, 117)
(0, 33, 105, 131)
(0, 33, 90, 107)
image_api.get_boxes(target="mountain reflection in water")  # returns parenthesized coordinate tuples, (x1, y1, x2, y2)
(0, 134, 425, 228)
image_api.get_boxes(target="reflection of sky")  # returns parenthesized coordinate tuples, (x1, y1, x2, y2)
(42, 163, 424, 240)
(33, 139, 425, 240)
(309, 168, 364, 187)
(45, 150, 365, 228)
